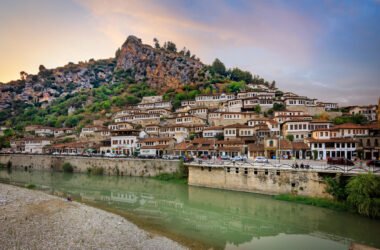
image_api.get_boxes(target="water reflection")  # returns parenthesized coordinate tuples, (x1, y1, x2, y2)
(1, 170, 380, 249)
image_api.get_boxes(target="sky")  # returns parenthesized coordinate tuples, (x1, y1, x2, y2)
(0, 0, 379, 105)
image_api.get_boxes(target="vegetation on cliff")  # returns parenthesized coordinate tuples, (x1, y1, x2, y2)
(277, 173, 380, 219)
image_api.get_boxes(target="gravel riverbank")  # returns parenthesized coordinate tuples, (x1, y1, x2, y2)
(0, 183, 185, 250)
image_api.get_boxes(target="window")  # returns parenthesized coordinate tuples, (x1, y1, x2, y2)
(227, 167, 230, 173)
(254, 169, 258, 175)
(235, 168, 239, 174)
(269, 140, 274, 147)
(265, 169, 268, 175)
(244, 168, 248, 175)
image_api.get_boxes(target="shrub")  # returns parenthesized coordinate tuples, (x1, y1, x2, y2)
(25, 183, 36, 189)
(325, 175, 347, 201)
(62, 162, 74, 173)
(346, 173, 380, 218)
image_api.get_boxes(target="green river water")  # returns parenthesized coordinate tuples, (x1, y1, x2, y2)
(0, 169, 379, 250)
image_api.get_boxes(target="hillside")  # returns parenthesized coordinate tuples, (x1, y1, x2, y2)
(0, 35, 273, 131)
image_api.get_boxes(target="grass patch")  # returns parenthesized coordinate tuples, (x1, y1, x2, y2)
(153, 173, 188, 184)
(25, 183, 36, 189)
(274, 194, 348, 211)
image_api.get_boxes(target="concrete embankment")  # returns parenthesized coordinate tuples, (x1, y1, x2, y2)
(187, 165, 331, 198)
(0, 183, 185, 250)
(0, 154, 180, 176)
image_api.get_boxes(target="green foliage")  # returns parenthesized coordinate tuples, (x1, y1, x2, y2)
(25, 183, 36, 189)
(325, 175, 347, 201)
(62, 162, 74, 173)
(163, 41, 177, 52)
(346, 173, 380, 218)
(273, 103, 286, 111)
(215, 133, 224, 140)
(211, 58, 226, 76)
(254, 105, 261, 114)
(333, 114, 368, 125)
(313, 150, 318, 160)
(229, 68, 252, 83)
(286, 134, 294, 142)
(274, 194, 347, 211)
(224, 81, 246, 93)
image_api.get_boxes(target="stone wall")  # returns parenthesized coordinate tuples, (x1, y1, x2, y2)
(0, 154, 180, 177)
(187, 165, 330, 198)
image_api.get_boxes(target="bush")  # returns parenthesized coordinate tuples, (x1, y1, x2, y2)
(346, 173, 380, 218)
(325, 175, 347, 201)
(25, 183, 36, 189)
(62, 162, 74, 173)
(274, 194, 347, 211)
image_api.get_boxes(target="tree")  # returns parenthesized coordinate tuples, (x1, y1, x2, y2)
(185, 50, 191, 57)
(211, 58, 226, 76)
(153, 38, 160, 49)
(346, 173, 380, 218)
(273, 103, 286, 111)
(325, 175, 347, 201)
(230, 68, 253, 83)
(115, 48, 121, 58)
(254, 105, 261, 114)
(39, 64, 47, 72)
(286, 134, 294, 142)
(165, 41, 177, 52)
(270, 80, 276, 89)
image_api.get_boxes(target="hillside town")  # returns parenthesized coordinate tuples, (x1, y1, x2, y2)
(4, 83, 380, 163)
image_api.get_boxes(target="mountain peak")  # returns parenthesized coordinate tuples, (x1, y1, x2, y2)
(115, 35, 204, 90)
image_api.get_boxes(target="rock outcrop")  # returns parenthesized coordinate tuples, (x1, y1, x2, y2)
(116, 35, 204, 89)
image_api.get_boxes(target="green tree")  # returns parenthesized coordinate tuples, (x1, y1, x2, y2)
(254, 105, 261, 114)
(153, 38, 160, 49)
(286, 134, 294, 142)
(211, 58, 226, 76)
(346, 173, 380, 218)
(230, 68, 253, 83)
(325, 175, 347, 201)
(165, 41, 177, 52)
(273, 103, 286, 111)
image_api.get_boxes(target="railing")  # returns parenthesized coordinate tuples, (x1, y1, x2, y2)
(187, 159, 380, 174)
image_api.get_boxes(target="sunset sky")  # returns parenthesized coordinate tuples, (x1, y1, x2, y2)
(0, 0, 379, 105)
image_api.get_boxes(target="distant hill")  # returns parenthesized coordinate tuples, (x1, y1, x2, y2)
(0, 35, 273, 130)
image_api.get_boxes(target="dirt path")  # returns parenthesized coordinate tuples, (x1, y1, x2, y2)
(0, 183, 185, 250)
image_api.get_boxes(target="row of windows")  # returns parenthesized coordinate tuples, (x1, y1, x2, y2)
(313, 142, 355, 148)
(112, 139, 134, 145)
(201, 167, 280, 176)
(288, 124, 308, 130)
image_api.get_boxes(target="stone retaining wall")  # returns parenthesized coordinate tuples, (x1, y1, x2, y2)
(188, 165, 330, 198)
(0, 154, 180, 177)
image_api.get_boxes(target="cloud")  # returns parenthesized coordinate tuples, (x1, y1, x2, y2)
(74, 0, 321, 64)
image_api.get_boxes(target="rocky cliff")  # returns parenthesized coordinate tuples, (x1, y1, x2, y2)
(116, 36, 204, 89)
(0, 35, 205, 112)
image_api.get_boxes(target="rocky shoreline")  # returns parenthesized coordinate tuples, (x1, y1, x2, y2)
(0, 183, 185, 250)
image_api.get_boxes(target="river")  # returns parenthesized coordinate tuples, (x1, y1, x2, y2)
(0, 169, 379, 249)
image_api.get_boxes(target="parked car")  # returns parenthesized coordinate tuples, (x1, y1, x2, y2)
(162, 155, 181, 160)
(52, 152, 60, 155)
(220, 155, 230, 160)
(327, 157, 354, 166)
(104, 153, 116, 157)
(367, 160, 380, 167)
(232, 155, 246, 161)
(254, 156, 269, 163)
